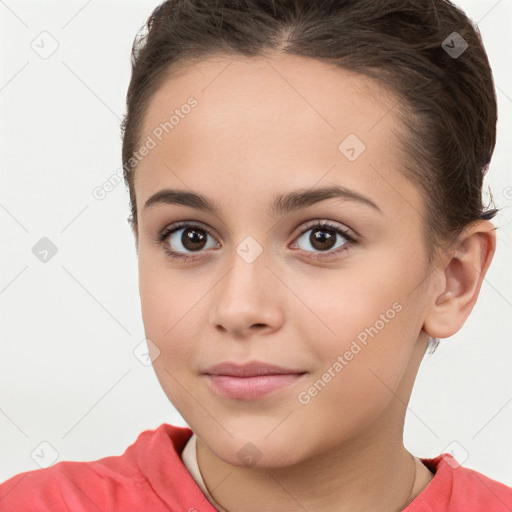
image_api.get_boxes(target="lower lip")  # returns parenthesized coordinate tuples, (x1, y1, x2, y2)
(205, 374, 306, 400)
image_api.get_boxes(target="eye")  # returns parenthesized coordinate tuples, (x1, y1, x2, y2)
(155, 222, 219, 261)
(154, 219, 357, 262)
(292, 220, 357, 260)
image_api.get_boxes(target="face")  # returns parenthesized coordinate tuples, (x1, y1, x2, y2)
(134, 54, 434, 469)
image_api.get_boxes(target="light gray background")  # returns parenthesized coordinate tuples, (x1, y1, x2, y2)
(1, 0, 511, 486)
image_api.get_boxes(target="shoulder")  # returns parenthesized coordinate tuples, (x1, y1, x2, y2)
(407, 453, 512, 511)
(448, 458, 512, 508)
(0, 423, 197, 512)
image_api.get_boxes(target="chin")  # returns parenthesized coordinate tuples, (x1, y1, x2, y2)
(197, 424, 311, 469)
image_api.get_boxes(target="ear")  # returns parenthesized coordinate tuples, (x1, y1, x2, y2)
(422, 220, 497, 339)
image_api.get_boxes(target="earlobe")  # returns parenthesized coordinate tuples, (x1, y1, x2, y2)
(422, 220, 496, 339)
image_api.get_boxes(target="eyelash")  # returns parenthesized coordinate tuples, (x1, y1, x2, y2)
(154, 220, 358, 262)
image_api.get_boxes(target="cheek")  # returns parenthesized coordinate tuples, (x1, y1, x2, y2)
(290, 264, 411, 356)
(138, 265, 206, 415)
(292, 259, 423, 403)
(290, 291, 419, 452)
(138, 258, 206, 371)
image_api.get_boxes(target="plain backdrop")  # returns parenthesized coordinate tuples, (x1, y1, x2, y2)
(1, 0, 511, 486)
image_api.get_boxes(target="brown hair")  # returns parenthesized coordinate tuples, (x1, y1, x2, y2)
(121, 0, 498, 263)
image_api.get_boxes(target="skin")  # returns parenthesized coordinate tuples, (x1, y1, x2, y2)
(131, 54, 496, 511)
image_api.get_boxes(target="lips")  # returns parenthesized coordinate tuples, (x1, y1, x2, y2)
(202, 361, 307, 400)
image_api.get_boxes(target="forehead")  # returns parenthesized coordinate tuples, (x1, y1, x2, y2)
(142, 53, 397, 136)
(134, 54, 421, 224)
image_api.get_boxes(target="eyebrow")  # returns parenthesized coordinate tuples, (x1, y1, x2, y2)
(143, 185, 383, 216)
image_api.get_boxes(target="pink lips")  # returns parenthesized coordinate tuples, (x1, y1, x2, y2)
(203, 361, 307, 400)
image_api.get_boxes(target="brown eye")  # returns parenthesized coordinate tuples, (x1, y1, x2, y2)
(180, 227, 208, 251)
(160, 223, 219, 258)
(308, 226, 337, 251)
(294, 221, 355, 258)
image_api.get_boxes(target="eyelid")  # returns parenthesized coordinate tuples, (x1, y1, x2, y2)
(155, 217, 360, 242)
(157, 217, 356, 241)
(155, 219, 219, 242)
(295, 218, 357, 241)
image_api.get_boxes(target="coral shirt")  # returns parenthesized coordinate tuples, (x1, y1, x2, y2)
(1, 423, 511, 511)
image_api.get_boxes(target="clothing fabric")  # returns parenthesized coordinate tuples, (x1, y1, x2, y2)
(181, 433, 227, 511)
(1, 423, 511, 511)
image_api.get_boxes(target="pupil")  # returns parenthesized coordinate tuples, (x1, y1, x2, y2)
(312, 228, 335, 250)
(184, 228, 205, 250)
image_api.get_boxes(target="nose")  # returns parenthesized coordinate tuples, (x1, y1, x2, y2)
(208, 248, 284, 339)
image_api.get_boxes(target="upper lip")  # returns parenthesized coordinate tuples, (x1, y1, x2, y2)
(203, 361, 306, 377)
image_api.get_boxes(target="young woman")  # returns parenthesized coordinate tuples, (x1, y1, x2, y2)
(1, 0, 511, 510)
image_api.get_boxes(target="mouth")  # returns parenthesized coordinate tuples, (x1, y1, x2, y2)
(202, 361, 307, 400)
